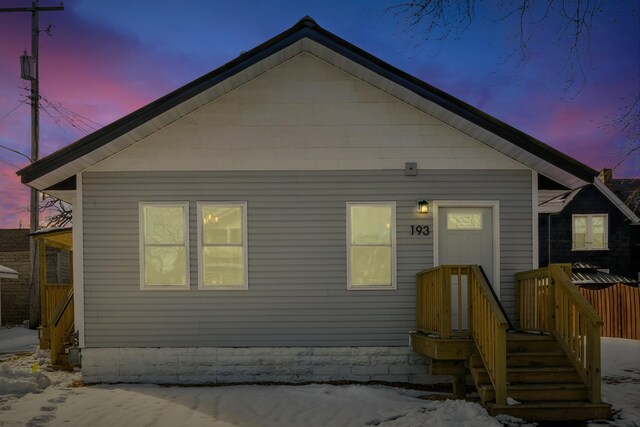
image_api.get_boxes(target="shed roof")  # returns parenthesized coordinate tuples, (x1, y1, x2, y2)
(17, 16, 597, 193)
(572, 263, 637, 286)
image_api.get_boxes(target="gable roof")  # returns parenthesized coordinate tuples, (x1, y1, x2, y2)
(537, 181, 640, 224)
(17, 16, 597, 192)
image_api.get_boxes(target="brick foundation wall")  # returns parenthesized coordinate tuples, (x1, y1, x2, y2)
(0, 252, 30, 325)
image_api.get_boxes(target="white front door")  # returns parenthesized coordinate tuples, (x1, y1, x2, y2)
(436, 204, 499, 329)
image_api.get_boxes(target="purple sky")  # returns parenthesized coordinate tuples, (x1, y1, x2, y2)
(0, 0, 638, 228)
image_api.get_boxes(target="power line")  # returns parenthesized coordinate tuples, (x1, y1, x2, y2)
(0, 99, 28, 122)
(0, 143, 31, 162)
(40, 95, 103, 134)
(0, 157, 21, 168)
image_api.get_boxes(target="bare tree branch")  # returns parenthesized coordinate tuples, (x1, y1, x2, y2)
(40, 195, 72, 228)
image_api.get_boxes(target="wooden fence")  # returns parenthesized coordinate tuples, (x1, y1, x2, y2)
(580, 284, 640, 340)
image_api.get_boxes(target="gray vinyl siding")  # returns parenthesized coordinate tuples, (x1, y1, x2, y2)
(82, 169, 532, 347)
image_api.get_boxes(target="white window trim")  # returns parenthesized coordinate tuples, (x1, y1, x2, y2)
(139, 201, 190, 290)
(346, 201, 397, 290)
(572, 214, 609, 251)
(197, 201, 249, 290)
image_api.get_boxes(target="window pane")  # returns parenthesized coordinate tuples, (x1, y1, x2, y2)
(144, 206, 185, 244)
(573, 216, 587, 249)
(351, 205, 391, 244)
(203, 246, 244, 286)
(202, 206, 242, 245)
(591, 215, 605, 248)
(573, 216, 587, 234)
(351, 246, 391, 286)
(447, 210, 482, 230)
(145, 246, 186, 285)
(591, 216, 605, 234)
(592, 232, 605, 248)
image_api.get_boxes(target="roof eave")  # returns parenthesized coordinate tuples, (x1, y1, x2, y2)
(17, 16, 597, 188)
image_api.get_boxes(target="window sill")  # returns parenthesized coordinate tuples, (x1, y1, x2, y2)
(571, 248, 609, 252)
(198, 285, 248, 290)
(348, 285, 397, 291)
(140, 285, 190, 291)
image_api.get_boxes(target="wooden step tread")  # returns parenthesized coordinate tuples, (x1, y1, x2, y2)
(478, 383, 589, 404)
(472, 367, 581, 384)
(475, 366, 575, 372)
(479, 383, 587, 391)
(486, 401, 612, 421)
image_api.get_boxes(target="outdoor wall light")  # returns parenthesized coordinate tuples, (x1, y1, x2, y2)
(417, 200, 429, 214)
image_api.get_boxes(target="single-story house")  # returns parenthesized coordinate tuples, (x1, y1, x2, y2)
(18, 17, 602, 386)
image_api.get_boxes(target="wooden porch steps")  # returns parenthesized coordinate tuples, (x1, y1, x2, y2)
(469, 332, 611, 421)
(485, 402, 613, 421)
(472, 366, 581, 384)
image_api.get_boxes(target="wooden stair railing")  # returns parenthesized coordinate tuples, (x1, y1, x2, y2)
(516, 264, 604, 404)
(468, 265, 509, 406)
(49, 287, 74, 367)
(416, 265, 509, 404)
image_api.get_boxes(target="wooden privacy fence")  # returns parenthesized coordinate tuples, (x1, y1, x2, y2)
(580, 284, 640, 340)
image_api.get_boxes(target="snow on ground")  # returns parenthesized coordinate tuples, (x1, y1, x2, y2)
(0, 329, 637, 426)
(589, 337, 640, 427)
(0, 326, 37, 353)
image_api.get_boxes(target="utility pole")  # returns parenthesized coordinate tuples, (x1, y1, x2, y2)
(0, 1, 64, 327)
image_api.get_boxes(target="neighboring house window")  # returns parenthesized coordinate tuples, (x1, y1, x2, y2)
(139, 202, 189, 289)
(347, 202, 396, 289)
(572, 214, 608, 250)
(198, 202, 248, 289)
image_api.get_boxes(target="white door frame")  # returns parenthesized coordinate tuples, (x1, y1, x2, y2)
(433, 200, 501, 297)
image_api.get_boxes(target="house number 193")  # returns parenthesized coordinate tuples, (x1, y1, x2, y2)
(411, 225, 430, 236)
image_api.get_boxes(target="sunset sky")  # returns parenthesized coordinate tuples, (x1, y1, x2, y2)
(0, 0, 638, 228)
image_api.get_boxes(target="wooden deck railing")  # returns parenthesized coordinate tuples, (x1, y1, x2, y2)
(516, 264, 603, 403)
(416, 265, 508, 404)
(416, 265, 471, 338)
(468, 265, 509, 405)
(44, 285, 72, 327)
(50, 287, 74, 366)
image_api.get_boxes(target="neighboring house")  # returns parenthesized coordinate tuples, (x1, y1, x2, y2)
(539, 170, 640, 280)
(0, 229, 30, 325)
(0, 229, 72, 326)
(0, 264, 19, 326)
(18, 18, 601, 385)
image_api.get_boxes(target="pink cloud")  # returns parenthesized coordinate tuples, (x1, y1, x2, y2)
(0, 9, 203, 228)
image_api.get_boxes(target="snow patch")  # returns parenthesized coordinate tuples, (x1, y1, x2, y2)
(0, 363, 50, 397)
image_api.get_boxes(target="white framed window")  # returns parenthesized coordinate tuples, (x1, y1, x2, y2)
(139, 202, 190, 290)
(197, 202, 248, 290)
(572, 214, 608, 250)
(347, 202, 396, 290)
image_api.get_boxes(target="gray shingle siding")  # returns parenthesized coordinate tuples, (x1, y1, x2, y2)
(82, 169, 532, 347)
